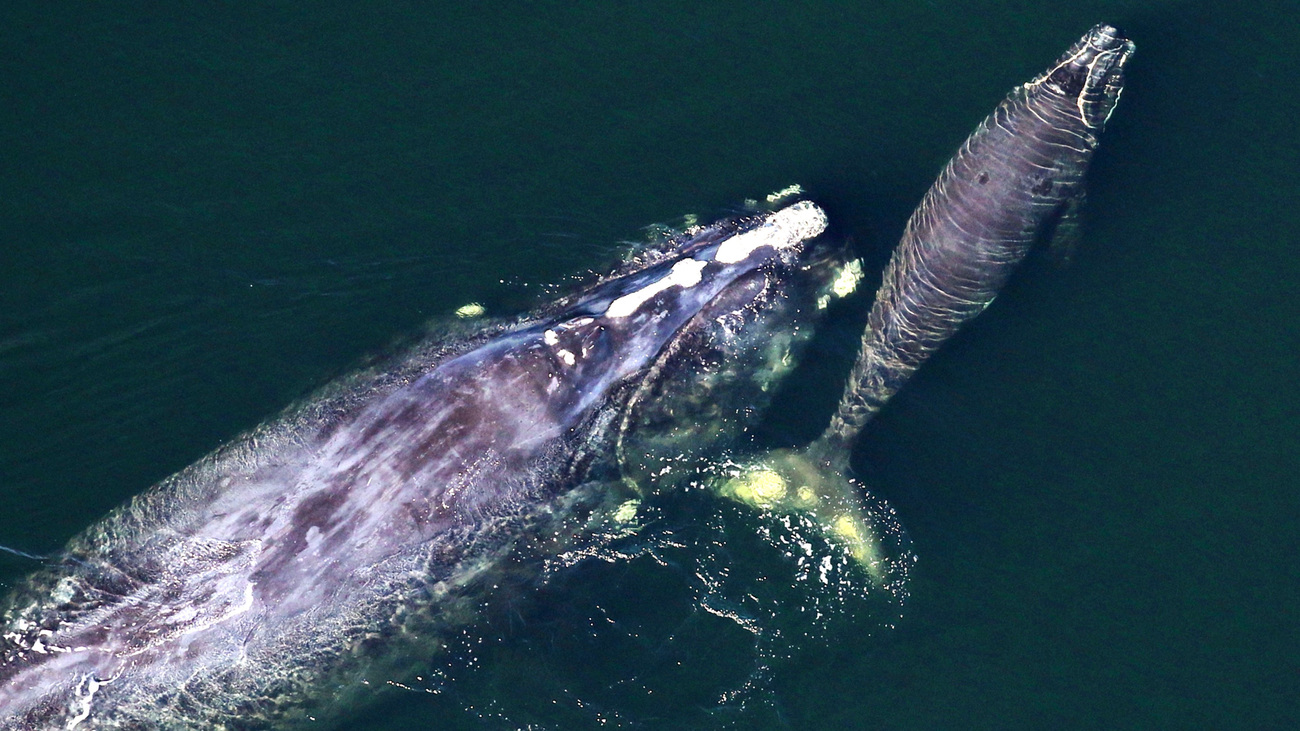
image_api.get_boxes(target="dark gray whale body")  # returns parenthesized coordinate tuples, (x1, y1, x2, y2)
(819, 23, 1135, 457)
(1, 203, 841, 729)
(0, 24, 1132, 730)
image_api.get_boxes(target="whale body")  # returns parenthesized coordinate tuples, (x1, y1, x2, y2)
(0, 203, 845, 728)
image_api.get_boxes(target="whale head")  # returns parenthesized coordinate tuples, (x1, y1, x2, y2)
(531, 200, 849, 484)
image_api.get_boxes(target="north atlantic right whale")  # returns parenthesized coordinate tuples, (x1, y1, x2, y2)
(0, 24, 1132, 730)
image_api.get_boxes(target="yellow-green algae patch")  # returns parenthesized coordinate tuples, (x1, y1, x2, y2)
(718, 449, 888, 581)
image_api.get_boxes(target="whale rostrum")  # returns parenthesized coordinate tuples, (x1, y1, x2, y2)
(0, 24, 1132, 730)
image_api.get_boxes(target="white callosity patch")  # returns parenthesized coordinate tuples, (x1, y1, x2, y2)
(605, 257, 708, 318)
(541, 318, 595, 367)
(604, 201, 828, 321)
(543, 332, 577, 365)
(714, 200, 827, 264)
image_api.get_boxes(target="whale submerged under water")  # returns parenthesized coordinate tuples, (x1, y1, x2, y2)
(0, 24, 1132, 730)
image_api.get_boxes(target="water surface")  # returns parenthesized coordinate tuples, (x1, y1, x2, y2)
(2, 1, 1296, 728)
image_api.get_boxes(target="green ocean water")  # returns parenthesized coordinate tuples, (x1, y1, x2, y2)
(1, 2, 1296, 729)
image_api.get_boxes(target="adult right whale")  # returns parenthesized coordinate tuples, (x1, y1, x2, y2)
(0, 24, 1132, 730)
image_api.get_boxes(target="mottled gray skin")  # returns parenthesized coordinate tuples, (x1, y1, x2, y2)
(0, 203, 836, 729)
(816, 24, 1134, 461)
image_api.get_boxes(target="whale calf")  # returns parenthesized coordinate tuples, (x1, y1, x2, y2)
(1, 24, 1132, 730)
(717, 24, 1133, 576)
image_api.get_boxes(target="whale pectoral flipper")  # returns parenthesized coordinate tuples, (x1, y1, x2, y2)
(1044, 189, 1086, 267)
